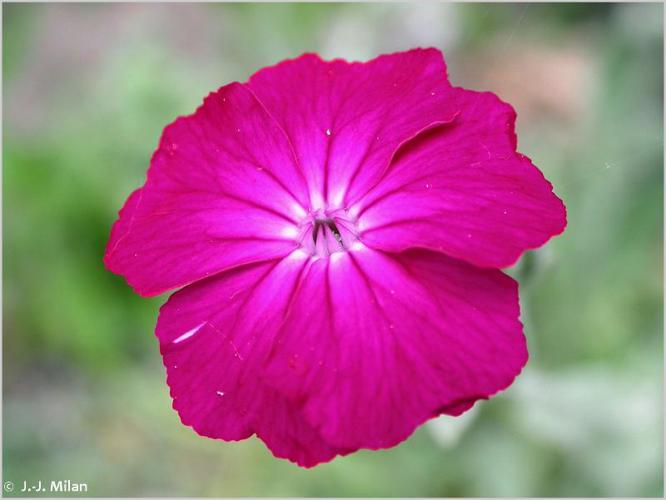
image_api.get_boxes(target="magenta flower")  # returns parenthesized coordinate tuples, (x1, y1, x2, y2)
(104, 48, 566, 467)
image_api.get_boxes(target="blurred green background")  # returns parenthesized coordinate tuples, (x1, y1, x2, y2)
(3, 2, 663, 497)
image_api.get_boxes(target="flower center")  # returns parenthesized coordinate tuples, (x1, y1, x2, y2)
(298, 208, 359, 258)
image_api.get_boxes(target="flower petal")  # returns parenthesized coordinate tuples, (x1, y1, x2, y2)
(156, 253, 347, 467)
(263, 246, 527, 451)
(104, 83, 309, 296)
(247, 48, 457, 209)
(355, 88, 567, 269)
(255, 390, 351, 467)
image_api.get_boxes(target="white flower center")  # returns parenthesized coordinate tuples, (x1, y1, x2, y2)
(298, 208, 359, 258)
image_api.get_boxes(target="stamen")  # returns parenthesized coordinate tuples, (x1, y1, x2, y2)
(312, 219, 344, 247)
(299, 210, 359, 258)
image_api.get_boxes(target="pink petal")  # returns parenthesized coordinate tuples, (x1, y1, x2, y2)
(255, 390, 351, 467)
(354, 88, 567, 269)
(156, 244, 526, 464)
(104, 83, 309, 296)
(263, 246, 527, 451)
(247, 48, 457, 210)
(156, 254, 348, 467)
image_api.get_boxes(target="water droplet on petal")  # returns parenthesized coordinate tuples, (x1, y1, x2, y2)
(216, 391, 225, 397)
(325, 128, 331, 136)
(425, 183, 431, 189)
